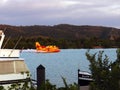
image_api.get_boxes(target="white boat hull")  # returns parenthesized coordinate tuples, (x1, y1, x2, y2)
(0, 49, 20, 58)
(78, 71, 93, 86)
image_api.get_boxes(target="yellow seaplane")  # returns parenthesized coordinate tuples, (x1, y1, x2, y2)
(35, 42, 60, 53)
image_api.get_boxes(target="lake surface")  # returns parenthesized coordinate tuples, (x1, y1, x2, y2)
(20, 49, 117, 87)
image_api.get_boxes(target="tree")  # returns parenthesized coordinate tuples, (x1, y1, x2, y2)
(86, 49, 120, 90)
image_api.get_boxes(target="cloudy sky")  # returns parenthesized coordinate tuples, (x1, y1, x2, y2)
(0, 0, 120, 28)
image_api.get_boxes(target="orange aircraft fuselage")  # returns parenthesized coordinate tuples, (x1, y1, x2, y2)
(35, 42, 60, 53)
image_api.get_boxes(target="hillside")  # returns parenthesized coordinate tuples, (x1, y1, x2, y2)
(0, 24, 120, 49)
(0, 24, 120, 40)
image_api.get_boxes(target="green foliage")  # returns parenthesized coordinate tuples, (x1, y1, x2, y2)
(86, 49, 120, 90)
(58, 77, 78, 90)
(0, 86, 5, 90)
(4, 36, 120, 49)
(45, 79, 56, 90)
(0, 77, 78, 90)
(38, 77, 78, 90)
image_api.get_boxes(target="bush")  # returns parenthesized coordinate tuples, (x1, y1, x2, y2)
(86, 49, 120, 90)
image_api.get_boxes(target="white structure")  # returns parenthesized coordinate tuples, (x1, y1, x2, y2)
(0, 30, 20, 58)
(0, 30, 5, 49)
(0, 30, 31, 89)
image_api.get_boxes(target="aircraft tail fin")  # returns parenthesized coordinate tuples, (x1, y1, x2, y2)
(35, 42, 41, 50)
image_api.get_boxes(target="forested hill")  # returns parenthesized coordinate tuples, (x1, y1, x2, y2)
(0, 24, 120, 40)
(0, 24, 120, 49)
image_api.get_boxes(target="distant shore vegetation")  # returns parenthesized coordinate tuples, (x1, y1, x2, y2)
(3, 36, 120, 49)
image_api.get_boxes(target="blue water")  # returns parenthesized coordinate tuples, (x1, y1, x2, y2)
(20, 49, 117, 87)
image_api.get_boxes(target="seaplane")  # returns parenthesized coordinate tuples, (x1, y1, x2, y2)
(35, 42, 60, 53)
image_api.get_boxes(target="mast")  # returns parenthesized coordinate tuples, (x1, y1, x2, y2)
(0, 30, 5, 49)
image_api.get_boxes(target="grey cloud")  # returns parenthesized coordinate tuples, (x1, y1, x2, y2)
(0, 0, 120, 28)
